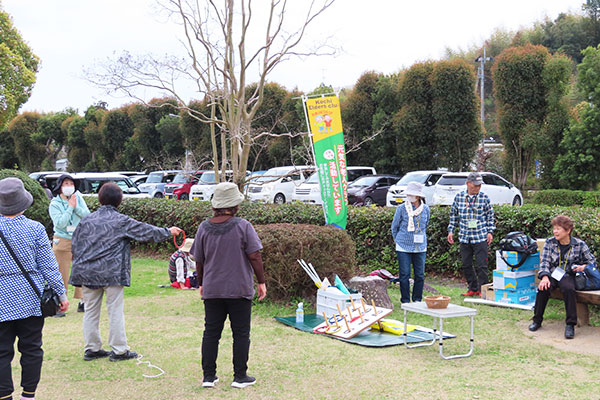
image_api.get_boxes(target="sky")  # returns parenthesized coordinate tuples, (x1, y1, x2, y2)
(2, 0, 586, 114)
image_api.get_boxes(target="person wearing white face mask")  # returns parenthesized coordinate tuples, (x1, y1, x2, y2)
(391, 182, 430, 303)
(49, 174, 90, 315)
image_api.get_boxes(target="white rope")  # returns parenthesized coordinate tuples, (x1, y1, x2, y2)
(136, 354, 165, 378)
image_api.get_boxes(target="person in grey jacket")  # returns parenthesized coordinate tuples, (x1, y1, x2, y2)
(70, 182, 182, 362)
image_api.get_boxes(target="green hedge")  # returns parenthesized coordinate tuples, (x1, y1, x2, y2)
(530, 189, 600, 207)
(0, 169, 51, 233)
(84, 198, 600, 277)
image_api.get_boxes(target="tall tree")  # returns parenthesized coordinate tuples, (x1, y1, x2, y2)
(88, 0, 335, 188)
(5, 112, 45, 172)
(0, 6, 39, 128)
(99, 108, 134, 170)
(34, 109, 78, 169)
(431, 59, 480, 171)
(492, 44, 550, 187)
(555, 44, 600, 189)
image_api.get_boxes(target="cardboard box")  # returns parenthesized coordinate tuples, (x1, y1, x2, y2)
(481, 283, 494, 300)
(494, 287, 537, 305)
(316, 288, 363, 318)
(496, 250, 540, 271)
(493, 269, 536, 291)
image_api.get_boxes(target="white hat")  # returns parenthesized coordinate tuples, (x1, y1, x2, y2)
(211, 182, 244, 208)
(404, 181, 425, 198)
(181, 238, 194, 253)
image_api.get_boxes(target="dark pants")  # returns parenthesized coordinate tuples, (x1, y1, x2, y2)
(0, 317, 44, 399)
(396, 251, 426, 303)
(202, 298, 252, 379)
(460, 241, 489, 292)
(533, 274, 577, 326)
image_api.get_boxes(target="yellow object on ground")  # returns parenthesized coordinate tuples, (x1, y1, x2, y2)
(370, 319, 418, 335)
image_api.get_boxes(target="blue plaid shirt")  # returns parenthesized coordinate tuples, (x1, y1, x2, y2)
(0, 215, 66, 322)
(447, 190, 495, 244)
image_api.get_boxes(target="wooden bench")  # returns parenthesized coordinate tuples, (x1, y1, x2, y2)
(550, 289, 600, 326)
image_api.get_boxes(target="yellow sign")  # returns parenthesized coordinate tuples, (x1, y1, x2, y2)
(305, 96, 343, 143)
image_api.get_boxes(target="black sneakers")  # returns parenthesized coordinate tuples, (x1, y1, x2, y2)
(528, 322, 542, 332)
(83, 349, 111, 361)
(109, 350, 138, 362)
(202, 376, 219, 388)
(565, 324, 575, 339)
(231, 375, 256, 388)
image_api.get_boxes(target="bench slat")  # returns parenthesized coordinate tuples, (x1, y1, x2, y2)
(550, 289, 600, 305)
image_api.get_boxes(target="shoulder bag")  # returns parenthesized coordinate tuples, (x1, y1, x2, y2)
(0, 230, 61, 317)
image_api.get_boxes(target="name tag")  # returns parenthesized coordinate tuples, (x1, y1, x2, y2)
(551, 267, 566, 281)
(413, 234, 424, 244)
(66, 225, 76, 233)
(467, 219, 477, 229)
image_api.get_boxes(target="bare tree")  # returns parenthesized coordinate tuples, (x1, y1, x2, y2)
(88, 0, 335, 188)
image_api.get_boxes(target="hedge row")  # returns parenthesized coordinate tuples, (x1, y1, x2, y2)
(84, 198, 600, 277)
(530, 189, 600, 207)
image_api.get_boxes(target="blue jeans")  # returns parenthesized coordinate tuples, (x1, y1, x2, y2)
(396, 251, 426, 303)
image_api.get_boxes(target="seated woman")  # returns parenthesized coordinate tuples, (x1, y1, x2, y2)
(529, 215, 596, 339)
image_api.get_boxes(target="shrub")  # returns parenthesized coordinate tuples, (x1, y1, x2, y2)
(530, 189, 600, 207)
(82, 198, 600, 279)
(255, 224, 358, 302)
(0, 169, 51, 233)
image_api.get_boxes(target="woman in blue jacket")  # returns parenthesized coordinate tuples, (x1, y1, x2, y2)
(391, 182, 430, 303)
(0, 177, 68, 400)
(49, 174, 90, 314)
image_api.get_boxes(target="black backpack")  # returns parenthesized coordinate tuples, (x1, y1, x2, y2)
(498, 232, 538, 270)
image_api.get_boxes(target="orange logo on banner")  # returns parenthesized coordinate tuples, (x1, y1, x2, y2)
(305, 97, 343, 143)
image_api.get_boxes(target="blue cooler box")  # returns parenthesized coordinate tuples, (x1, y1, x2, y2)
(496, 250, 540, 271)
(492, 269, 536, 291)
(494, 287, 537, 305)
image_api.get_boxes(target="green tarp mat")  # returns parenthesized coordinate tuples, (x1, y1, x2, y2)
(275, 314, 454, 348)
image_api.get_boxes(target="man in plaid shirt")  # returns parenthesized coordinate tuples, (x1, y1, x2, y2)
(447, 172, 495, 297)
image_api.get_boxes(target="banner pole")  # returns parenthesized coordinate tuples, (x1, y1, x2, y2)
(301, 94, 328, 224)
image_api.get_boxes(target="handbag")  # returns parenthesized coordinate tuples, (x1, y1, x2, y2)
(499, 232, 538, 270)
(0, 230, 61, 317)
(575, 264, 600, 291)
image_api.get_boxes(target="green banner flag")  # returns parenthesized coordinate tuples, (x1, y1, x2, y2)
(303, 95, 348, 229)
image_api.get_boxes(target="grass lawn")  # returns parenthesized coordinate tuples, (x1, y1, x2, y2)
(18, 257, 600, 399)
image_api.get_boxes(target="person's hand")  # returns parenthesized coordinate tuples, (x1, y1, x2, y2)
(572, 264, 586, 273)
(169, 226, 183, 236)
(538, 276, 551, 291)
(257, 283, 267, 300)
(487, 233, 493, 245)
(447, 233, 454, 245)
(199, 286, 203, 296)
(68, 194, 77, 208)
(59, 299, 69, 313)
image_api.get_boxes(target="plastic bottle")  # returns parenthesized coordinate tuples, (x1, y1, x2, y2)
(295, 302, 304, 324)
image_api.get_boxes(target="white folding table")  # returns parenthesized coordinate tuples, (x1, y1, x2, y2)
(401, 302, 477, 360)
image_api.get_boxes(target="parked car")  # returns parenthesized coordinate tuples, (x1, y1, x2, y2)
(189, 170, 250, 201)
(386, 170, 448, 207)
(43, 173, 150, 198)
(111, 171, 145, 177)
(292, 166, 377, 205)
(130, 174, 148, 186)
(432, 172, 523, 206)
(137, 170, 181, 198)
(247, 166, 314, 204)
(347, 174, 400, 206)
(164, 171, 206, 200)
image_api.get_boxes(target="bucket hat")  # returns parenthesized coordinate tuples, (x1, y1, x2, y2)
(0, 177, 34, 216)
(181, 238, 194, 253)
(211, 182, 244, 208)
(52, 174, 80, 196)
(466, 172, 483, 185)
(404, 181, 425, 198)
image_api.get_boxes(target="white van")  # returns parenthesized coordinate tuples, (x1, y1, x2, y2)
(385, 170, 447, 207)
(432, 172, 523, 206)
(247, 166, 314, 204)
(189, 170, 249, 201)
(292, 166, 376, 205)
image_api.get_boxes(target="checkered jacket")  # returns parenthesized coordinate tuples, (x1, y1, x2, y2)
(0, 215, 66, 322)
(447, 190, 495, 244)
(539, 236, 596, 279)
